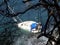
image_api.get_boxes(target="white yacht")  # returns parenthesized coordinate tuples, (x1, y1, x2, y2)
(17, 21, 42, 33)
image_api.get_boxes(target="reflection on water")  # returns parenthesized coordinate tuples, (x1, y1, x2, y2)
(12, 29, 48, 45)
(13, 32, 48, 45)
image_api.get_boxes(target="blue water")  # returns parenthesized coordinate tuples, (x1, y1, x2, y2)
(0, 0, 49, 45)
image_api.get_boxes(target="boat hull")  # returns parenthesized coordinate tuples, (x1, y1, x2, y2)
(17, 21, 42, 33)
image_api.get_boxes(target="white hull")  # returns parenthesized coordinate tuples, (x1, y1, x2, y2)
(17, 21, 42, 33)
